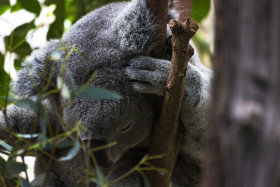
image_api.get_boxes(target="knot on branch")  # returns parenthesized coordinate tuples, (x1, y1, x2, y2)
(169, 19, 198, 56)
(169, 18, 199, 39)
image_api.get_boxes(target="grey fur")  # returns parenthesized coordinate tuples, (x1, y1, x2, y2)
(0, 0, 212, 186)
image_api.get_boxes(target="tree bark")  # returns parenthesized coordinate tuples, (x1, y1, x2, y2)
(146, 0, 169, 59)
(202, 0, 280, 187)
(148, 19, 198, 187)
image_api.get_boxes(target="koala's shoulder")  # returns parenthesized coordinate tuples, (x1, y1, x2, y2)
(62, 2, 128, 45)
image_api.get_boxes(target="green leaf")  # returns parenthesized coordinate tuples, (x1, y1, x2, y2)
(14, 58, 23, 71)
(57, 76, 70, 99)
(12, 41, 32, 57)
(39, 138, 75, 151)
(38, 133, 48, 143)
(0, 0, 9, 8)
(0, 52, 4, 72)
(0, 155, 7, 170)
(66, 69, 76, 88)
(0, 4, 9, 15)
(10, 2, 22, 13)
(16, 149, 25, 155)
(0, 0, 9, 4)
(50, 50, 62, 61)
(8, 97, 37, 111)
(142, 175, 150, 187)
(75, 86, 122, 100)
(38, 108, 47, 136)
(137, 170, 150, 187)
(6, 159, 27, 176)
(58, 141, 80, 161)
(0, 139, 13, 151)
(191, 0, 211, 23)
(56, 138, 74, 149)
(0, 53, 9, 107)
(18, 0, 41, 16)
(5, 21, 35, 54)
(16, 133, 39, 139)
(19, 177, 31, 187)
(95, 165, 106, 186)
(45, 0, 65, 39)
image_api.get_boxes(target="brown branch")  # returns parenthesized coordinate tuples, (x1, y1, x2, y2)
(147, 19, 198, 187)
(144, 0, 199, 186)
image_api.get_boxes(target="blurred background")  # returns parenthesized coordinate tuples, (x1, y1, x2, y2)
(0, 0, 214, 181)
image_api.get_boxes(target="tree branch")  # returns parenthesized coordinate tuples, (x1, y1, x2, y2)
(147, 19, 198, 186)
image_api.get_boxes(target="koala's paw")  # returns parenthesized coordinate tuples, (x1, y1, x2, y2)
(125, 56, 171, 96)
(125, 56, 210, 102)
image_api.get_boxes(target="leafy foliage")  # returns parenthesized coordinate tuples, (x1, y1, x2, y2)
(0, 53, 9, 107)
(0, 0, 9, 14)
(191, 0, 211, 23)
(45, 0, 65, 40)
(17, 0, 41, 16)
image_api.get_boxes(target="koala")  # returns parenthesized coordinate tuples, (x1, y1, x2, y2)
(0, 0, 212, 186)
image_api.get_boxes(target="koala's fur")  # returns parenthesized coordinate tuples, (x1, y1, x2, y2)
(0, 0, 212, 186)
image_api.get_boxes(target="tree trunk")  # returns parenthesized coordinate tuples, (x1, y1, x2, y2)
(202, 1, 280, 187)
(174, 0, 192, 21)
(146, 0, 169, 60)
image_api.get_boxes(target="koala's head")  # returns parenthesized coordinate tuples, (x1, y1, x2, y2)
(62, 64, 155, 167)
(64, 92, 154, 167)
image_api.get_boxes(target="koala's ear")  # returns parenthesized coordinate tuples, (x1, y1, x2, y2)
(111, 0, 159, 54)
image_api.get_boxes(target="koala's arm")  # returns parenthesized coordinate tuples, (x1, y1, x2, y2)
(125, 46, 212, 161)
(13, 39, 61, 97)
(0, 105, 38, 133)
(0, 97, 59, 135)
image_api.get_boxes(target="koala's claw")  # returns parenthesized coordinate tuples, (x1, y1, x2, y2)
(126, 56, 207, 102)
(131, 82, 164, 95)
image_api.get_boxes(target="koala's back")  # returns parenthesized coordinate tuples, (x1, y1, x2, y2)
(62, 2, 127, 49)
